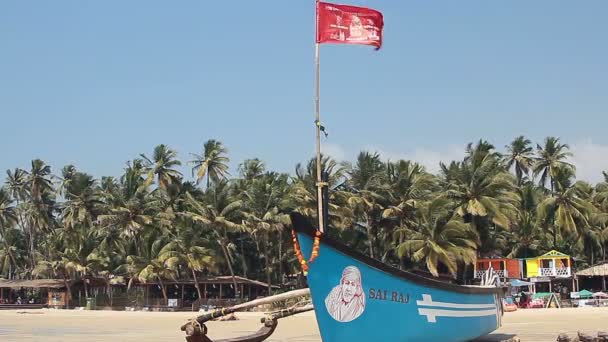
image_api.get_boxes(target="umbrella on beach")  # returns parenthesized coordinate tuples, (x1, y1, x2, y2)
(578, 290, 593, 298)
(592, 292, 608, 298)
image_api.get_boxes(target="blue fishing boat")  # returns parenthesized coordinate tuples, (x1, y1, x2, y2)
(291, 212, 504, 342)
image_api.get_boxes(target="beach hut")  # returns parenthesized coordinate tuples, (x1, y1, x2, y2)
(525, 250, 572, 278)
(575, 261, 608, 292)
(0, 279, 69, 308)
(474, 257, 522, 279)
(523, 250, 573, 294)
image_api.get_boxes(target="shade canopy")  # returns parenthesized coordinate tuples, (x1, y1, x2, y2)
(576, 262, 608, 277)
(510, 279, 533, 287)
(578, 290, 593, 298)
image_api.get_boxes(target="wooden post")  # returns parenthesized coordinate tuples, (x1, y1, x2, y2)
(219, 284, 223, 299)
(603, 276, 606, 292)
(181, 284, 185, 308)
(240, 284, 244, 299)
(203, 283, 207, 299)
(248, 284, 252, 300)
(549, 280, 552, 293)
(572, 277, 576, 294)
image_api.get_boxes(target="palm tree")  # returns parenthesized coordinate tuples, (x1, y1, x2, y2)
(346, 152, 387, 259)
(122, 236, 177, 304)
(0, 188, 19, 276)
(537, 167, 595, 247)
(291, 155, 350, 228)
(27, 159, 54, 202)
(160, 235, 217, 300)
(238, 158, 266, 182)
(33, 257, 75, 307)
(503, 136, 534, 185)
(507, 182, 543, 258)
(61, 229, 104, 298)
(21, 160, 56, 269)
(242, 172, 291, 294)
(141, 144, 183, 192)
(98, 193, 157, 251)
(190, 139, 230, 188)
(440, 142, 519, 252)
(98, 162, 159, 253)
(183, 181, 243, 297)
(59, 168, 102, 231)
(383, 161, 436, 263)
(533, 137, 575, 192)
(593, 174, 608, 260)
(395, 197, 479, 277)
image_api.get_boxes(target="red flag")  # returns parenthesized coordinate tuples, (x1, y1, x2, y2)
(316, 2, 384, 50)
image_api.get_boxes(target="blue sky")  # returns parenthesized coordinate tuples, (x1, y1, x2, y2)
(1, 1, 607, 183)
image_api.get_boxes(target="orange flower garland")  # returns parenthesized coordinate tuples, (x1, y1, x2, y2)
(291, 229, 322, 276)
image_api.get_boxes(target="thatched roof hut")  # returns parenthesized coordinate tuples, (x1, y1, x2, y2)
(0, 279, 68, 289)
(576, 262, 608, 277)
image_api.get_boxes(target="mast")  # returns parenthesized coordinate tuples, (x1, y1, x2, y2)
(314, 0, 325, 233)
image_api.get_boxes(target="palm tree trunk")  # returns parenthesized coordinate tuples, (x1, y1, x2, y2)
(239, 240, 248, 277)
(278, 229, 283, 284)
(13, 199, 35, 274)
(365, 214, 375, 259)
(218, 241, 239, 299)
(157, 276, 168, 304)
(554, 227, 558, 248)
(0, 223, 18, 272)
(135, 235, 142, 257)
(84, 278, 89, 298)
(106, 280, 113, 307)
(263, 234, 272, 296)
(63, 277, 72, 309)
(191, 268, 202, 300)
(27, 221, 36, 275)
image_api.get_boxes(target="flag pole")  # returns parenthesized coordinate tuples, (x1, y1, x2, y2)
(314, 0, 325, 233)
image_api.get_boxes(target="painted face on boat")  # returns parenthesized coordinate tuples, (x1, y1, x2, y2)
(325, 266, 366, 322)
(341, 278, 357, 302)
(340, 268, 361, 302)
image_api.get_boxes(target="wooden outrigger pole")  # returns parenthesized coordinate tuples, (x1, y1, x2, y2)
(180, 288, 313, 341)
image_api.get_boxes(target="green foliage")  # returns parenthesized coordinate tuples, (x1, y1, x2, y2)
(0, 136, 607, 285)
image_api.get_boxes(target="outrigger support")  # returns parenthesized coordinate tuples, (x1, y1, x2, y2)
(181, 289, 312, 342)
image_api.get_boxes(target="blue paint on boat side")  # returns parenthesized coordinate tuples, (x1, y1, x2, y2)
(297, 232, 501, 342)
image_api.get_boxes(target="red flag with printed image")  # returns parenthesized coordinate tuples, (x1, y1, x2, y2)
(316, 2, 384, 49)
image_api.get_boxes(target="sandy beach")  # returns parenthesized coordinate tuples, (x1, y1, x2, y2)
(0, 307, 607, 341)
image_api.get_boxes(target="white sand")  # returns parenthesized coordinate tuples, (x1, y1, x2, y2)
(0, 307, 606, 341)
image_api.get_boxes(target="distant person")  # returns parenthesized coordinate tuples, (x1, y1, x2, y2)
(519, 292, 528, 307)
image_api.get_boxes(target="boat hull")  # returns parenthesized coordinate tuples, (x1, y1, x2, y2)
(292, 214, 503, 342)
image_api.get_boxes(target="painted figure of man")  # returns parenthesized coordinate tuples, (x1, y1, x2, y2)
(325, 266, 366, 322)
(348, 15, 366, 40)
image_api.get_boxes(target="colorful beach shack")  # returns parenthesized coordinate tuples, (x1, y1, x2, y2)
(474, 256, 522, 280)
(524, 250, 573, 293)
